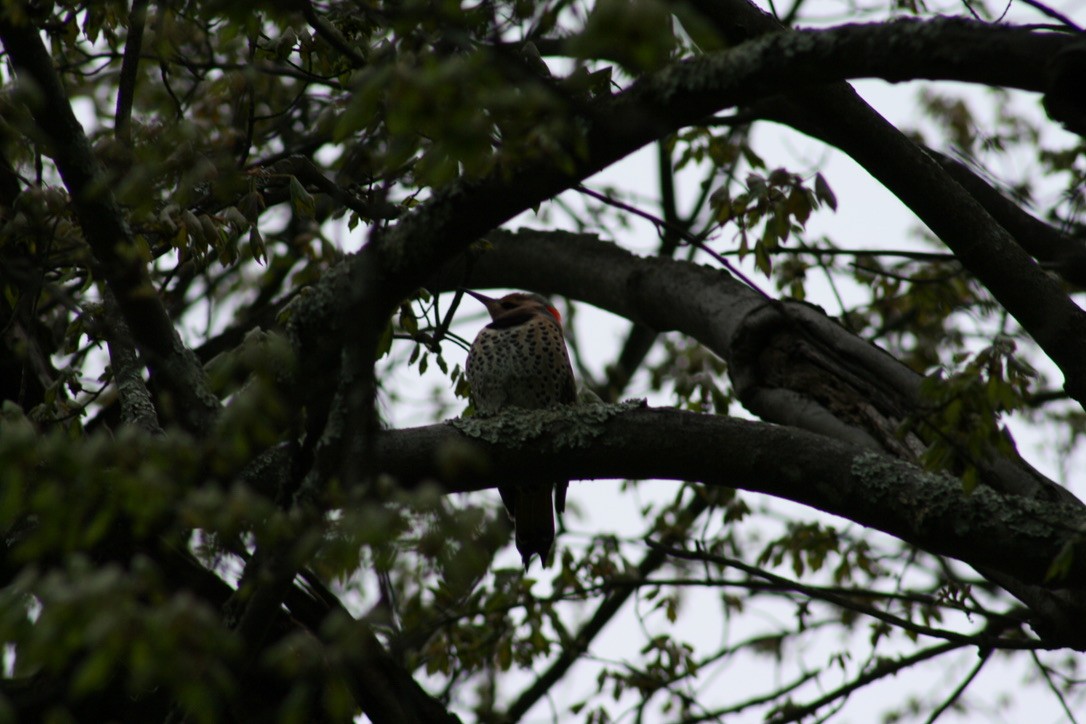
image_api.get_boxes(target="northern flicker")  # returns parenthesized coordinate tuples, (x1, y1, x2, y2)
(464, 289, 576, 568)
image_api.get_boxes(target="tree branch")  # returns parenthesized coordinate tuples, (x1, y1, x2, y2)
(677, 0, 1086, 408)
(100, 289, 162, 434)
(751, 92, 1086, 285)
(373, 406, 1086, 646)
(440, 230, 1069, 498)
(503, 494, 711, 721)
(443, 230, 1086, 646)
(922, 648, 990, 724)
(114, 0, 148, 144)
(767, 639, 965, 723)
(0, 15, 219, 433)
(646, 542, 1035, 649)
(295, 17, 1086, 400)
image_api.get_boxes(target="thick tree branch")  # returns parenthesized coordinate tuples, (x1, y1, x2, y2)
(114, 0, 148, 144)
(440, 230, 1069, 501)
(750, 94, 1086, 286)
(925, 149, 1086, 283)
(100, 290, 162, 434)
(0, 14, 218, 433)
(677, 0, 1086, 405)
(297, 17, 1085, 395)
(373, 406, 1086, 647)
(439, 230, 1086, 644)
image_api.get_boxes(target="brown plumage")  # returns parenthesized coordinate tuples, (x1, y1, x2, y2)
(463, 290, 576, 568)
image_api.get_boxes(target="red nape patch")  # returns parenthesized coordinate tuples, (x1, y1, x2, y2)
(546, 305, 562, 323)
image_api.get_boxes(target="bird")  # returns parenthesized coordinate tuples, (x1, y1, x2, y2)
(463, 289, 576, 568)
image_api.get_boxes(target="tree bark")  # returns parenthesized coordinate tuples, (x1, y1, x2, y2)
(374, 405, 1086, 648)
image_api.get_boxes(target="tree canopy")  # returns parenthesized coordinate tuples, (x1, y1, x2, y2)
(2, 0, 1086, 721)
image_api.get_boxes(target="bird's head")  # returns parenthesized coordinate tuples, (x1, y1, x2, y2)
(463, 289, 563, 326)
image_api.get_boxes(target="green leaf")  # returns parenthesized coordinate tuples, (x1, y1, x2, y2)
(399, 303, 419, 335)
(376, 323, 393, 360)
(961, 465, 980, 494)
(289, 176, 316, 219)
(1045, 539, 1075, 583)
(814, 173, 837, 211)
(248, 227, 266, 265)
(71, 648, 117, 697)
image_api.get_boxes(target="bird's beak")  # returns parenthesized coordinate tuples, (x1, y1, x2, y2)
(462, 289, 497, 306)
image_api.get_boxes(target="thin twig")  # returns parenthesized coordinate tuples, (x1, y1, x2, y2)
(114, 0, 149, 144)
(501, 493, 711, 721)
(680, 669, 819, 722)
(300, 0, 370, 67)
(1030, 649, 1080, 724)
(850, 261, 966, 285)
(768, 640, 965, 724)
(922, 647, 989, 723)
(1017, 0, 1083, 31)
(575, 184, 773, 301)
(721, 244, 958, 261)
(646, 542, 1041, 650)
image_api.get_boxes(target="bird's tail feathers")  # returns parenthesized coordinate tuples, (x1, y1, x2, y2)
(514, 481, 556, 569)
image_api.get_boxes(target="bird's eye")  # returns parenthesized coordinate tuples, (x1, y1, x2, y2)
(501, 301, 516, 309)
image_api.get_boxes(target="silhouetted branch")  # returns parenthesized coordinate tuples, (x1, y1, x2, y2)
(766, 639, 964, 723)
(0, 15, 218, 433)
(374, 406, 1086, 647)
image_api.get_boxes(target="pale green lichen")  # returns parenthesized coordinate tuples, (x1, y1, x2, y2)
(281, 261, 351, 333)
(849, 451, 947, 490)
(850, 450, 1069, 541)
(850, 451, 958, 532)
(449, 399, 646, 448)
